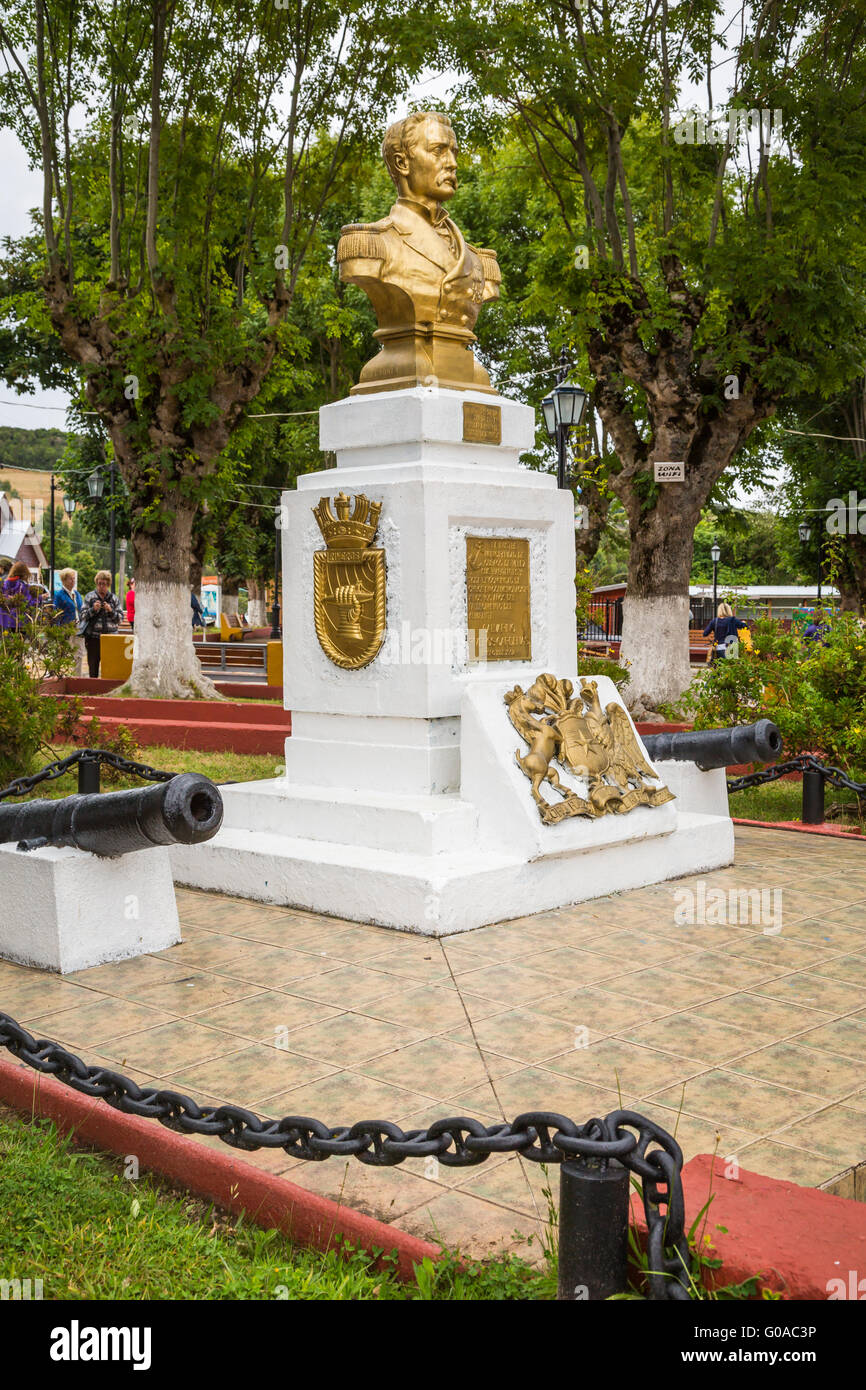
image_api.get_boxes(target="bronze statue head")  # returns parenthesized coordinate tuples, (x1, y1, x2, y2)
(382, 112, 458, 205)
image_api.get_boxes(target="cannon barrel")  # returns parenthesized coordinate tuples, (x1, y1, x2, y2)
(641, 718, 783, 772)
(0, 773, 223, 855)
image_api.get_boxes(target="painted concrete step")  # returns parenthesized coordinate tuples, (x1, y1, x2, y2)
(75, 697, 291, 726)
(76, 713, 288, 755)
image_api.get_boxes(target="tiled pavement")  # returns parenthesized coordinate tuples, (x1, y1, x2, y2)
(2, 825, 866, 1261)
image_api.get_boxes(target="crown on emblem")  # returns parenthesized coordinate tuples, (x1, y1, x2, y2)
(312, 492, 382, 550)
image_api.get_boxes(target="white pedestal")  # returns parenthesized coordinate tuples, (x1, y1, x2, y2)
(0, 843, 181, 974)
(172, 388, 735, 933)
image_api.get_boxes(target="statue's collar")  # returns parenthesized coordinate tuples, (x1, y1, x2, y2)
(395, 196, 452, 228)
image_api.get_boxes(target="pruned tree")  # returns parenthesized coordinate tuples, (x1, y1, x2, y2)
(450, 0, 866, 704)
(0, 0, 417, 695)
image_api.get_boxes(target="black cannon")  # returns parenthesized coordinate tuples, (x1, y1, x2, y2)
(0, 773, 223, 856)
(641, 718, 782, 771)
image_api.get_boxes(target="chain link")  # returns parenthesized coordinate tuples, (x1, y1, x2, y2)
(727, 753, 866, 796)
(0, 749, 175, 803)
(0, 1010, 691, 1298)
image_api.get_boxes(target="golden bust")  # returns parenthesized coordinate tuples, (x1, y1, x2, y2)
(337, 111, 501, 395)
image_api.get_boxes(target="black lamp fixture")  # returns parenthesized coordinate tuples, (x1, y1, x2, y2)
(798, 519, 811, 544)
(87, 463, 118, 584)
(541, 347, 590, 489)
(62, 493, 76, 516)
(711, 539, 721, 618)
(87, 468, 105, 499)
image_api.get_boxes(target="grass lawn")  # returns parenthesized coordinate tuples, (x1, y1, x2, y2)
(729, 778, 865, 831)
(0, 1105, 555, 1300)
(9, 744, 280, 802)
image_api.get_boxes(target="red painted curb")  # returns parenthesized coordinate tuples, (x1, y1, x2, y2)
(632, 1154, 866, 1299)
(732, 816, 864, 840)
(0, 1057, 441, 1281)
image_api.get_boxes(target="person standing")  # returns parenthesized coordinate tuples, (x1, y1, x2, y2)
(54, 568, 86, 676)
(80, 570, 122, 677)
(703, 602, 748, 663)
(126, 577, 135, 629)
(190, 587, 204, 630)
(0, 560, 36, 633)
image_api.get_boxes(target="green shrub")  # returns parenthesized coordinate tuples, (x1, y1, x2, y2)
(0, 607, 74, 789)
(672, 614, 866, 775)
(577, 651, 631, 691)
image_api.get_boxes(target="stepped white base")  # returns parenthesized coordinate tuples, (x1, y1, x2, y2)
(171, 676, 735, 936)
(169, 809, 732, 936)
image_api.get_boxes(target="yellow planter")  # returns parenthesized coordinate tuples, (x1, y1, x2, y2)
(100, 632, 134, 680)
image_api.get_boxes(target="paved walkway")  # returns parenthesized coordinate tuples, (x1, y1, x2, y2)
(2, 826, 865, 1262)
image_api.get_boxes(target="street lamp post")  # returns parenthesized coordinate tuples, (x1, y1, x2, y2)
(49, 470, 56, 600)
(270, 528, 281, 639)
(88, 463, 117, 587)
(798, 520, 819, 606)
(711, 540, 720, 621)
(541, 348, 590, 490)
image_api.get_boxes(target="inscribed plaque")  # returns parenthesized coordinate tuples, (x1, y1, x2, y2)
(466, 536, 531, 661)
(463, 402, 502, 445)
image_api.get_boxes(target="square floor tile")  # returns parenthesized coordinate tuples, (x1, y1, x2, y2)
(362, 983, 504, 1032)
(283, 1013, 425, 1066)
(755, 973, 866, 1014)
(771, 1104, 866, 1166)
(358, 1037, 519, 1099)
(284, 965, 398, 1009)
(691, 992, 833, 1035)
(133, 972, 262, 1016)
(97, 1018, 243, 1075)
(547, 1038, 704, 1097)
(651, 1069, 824, 1131)
(616, 1011, 768, 1064)
(727, 1041, 866, 1099)
(23, 996, 176, 1050)
(446, 1009, 590, 1064)
(165, 1044, 337, 1107)
(735, 1139, 841, 1187)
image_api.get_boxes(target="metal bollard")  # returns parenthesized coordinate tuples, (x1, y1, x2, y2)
(557, 1158, 630, 1300)
(77, 758, 101, 796)
(802, 767, 825, 824)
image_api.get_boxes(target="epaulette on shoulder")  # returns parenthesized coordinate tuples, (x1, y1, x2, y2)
(337, 223, 385, 262)
(477, 248, 501, 285)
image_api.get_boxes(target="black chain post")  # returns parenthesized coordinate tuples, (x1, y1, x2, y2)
(802, 766, 825, 824)
(77, 757, 101, 796)
(558, 1158, 630, 1300)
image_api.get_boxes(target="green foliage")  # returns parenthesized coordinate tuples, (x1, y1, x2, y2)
(674, 615, 866, 774)
(0, 425, 68, 472)
(0, 606, 74, 787)
(577, 651, 631, 691)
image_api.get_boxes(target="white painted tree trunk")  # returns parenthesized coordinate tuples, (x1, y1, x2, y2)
(619, 593, 693, 710)
(246, 598, 267, 626)
(127, 578, 220, 699)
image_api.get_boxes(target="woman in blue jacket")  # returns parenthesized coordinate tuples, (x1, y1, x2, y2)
(703, 602, 748, 662)
(54, 567, 85, 675)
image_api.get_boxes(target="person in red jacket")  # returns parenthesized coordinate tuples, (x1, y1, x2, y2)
(125, 578, 135, 629)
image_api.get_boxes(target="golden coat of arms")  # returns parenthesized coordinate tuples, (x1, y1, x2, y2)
(312, 493, 386, 669)
(505, 673, 675, 825)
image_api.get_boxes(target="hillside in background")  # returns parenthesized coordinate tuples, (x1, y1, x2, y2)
(0, 424, 69, 472)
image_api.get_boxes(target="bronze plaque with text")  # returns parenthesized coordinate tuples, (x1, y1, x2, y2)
(466, 536, 531, 661)
(463, 401, 502, 445)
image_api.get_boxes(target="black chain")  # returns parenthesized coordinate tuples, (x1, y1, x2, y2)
(0, 749, 175, 802)
(727, 754, 866, 796)
(0, 1010, 691, 1299)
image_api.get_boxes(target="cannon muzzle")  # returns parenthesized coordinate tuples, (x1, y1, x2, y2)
(0, 773, 224, 856)
(641, 718, 783, 771)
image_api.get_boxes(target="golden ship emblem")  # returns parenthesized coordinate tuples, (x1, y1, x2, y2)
(312, 493, 386, 669)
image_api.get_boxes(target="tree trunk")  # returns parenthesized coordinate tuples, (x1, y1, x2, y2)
(618, 501, 696, 709)
(125, 500, 220, 699)
(246, 577, 267, 627)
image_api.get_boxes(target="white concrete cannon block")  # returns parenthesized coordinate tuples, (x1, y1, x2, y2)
(0, 842, 180, 974)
